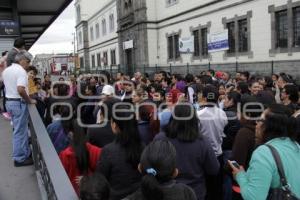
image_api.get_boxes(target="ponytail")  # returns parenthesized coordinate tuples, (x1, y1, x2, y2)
(141, 174, 163, 200)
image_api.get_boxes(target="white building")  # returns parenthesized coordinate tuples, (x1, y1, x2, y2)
(77, 0, 300, 76)
(75, 0, 119, 72)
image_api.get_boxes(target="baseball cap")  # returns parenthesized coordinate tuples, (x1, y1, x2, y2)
(102, 85, 114, 95)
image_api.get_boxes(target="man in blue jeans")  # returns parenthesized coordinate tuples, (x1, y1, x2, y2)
(2, 50, 36, 167)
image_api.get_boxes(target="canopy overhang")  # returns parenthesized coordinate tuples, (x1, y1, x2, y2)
(18, 0, 72, 49)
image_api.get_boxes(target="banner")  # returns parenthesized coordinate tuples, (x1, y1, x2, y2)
(0, 21, 19, 36)
(208, 30, 229, 53)
(179, 36, 194, 53)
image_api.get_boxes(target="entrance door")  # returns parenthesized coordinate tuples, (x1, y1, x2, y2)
(125, 49, 133, 76)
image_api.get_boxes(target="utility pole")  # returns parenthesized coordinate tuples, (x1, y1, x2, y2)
(72, 32, 76, 74)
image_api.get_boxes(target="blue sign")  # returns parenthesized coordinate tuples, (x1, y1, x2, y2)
(0, 21, 19, 36)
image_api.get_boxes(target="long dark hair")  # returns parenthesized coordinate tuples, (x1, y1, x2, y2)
(112, 106, 143, 168)
(166, 104, 200, 142)
(62, 119, 90, 174)
(261, 104, 297, 143)
(140, 140, 177, 200)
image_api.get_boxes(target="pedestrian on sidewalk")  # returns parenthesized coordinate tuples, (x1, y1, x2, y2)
(2, 50, 36, 167)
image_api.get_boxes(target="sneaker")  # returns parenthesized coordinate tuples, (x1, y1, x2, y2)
(14, 157, 34, 167)
(2, 112, 11, 120)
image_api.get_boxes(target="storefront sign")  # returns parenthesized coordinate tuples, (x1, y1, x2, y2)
(0, 21, 19, 36)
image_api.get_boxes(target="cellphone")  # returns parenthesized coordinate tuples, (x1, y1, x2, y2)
(230, 160, 240, 168)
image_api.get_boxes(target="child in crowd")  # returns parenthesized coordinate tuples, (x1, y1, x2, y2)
(124, 140, 197, 200)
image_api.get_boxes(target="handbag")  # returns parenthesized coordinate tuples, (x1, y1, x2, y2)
(266, 144, 300, 200)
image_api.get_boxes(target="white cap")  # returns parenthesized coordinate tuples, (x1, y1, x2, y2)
(102, 85, 114, 95)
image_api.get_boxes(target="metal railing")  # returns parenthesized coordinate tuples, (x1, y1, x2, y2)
(28, 105, 78, 200)
(77, 60, 300, 81)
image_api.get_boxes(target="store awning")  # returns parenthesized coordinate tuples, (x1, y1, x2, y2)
(18, 0, 72, 49)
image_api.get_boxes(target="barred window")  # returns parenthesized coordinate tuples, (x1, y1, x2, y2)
(276, 10, 288, 48)
(201, 28, 208, 56)
(174, 34, 180, 58)
(97, 53, 101, 67)
(193, 30, 199, 56)
(238, 19, 248, 52)
(227, 22, 236, 53)
(167, 36, 174, 59)
(91, 55, 95, 68)
(293, 7, 300, 47)
(111, 50, 116, 65)
(103, 52, 108, 66)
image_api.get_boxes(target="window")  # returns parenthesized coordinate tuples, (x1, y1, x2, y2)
(223, 12, 252, 57)
(167, 36, 174, 59)
(201, 28, 208, 56)
(90, 26, 94, 41)
(167, 34, 180, 60)
(103, 52, 108, 66)
(111, 49, 116, 65)
(109, 14, 115, 32)
(80, 57, 84, 68)
(269, 2, 300, 54)
(97, 53, 101, 67)
(193, 30, 199, 56)
(227, 22, 236, 53)
(166, 0, 178, 7)
(238, 19, 248, 52)
(76, 5, 81, 23)
(91, 55, 95, 68)
(193, 27, 208, 58)
(95, 23, 100, 39)
(78, 31, 82, 45)
(293, 7, 300, 47)
(276, 10, 288, 48)
(174, 35, 180, 58)
(102, 19, 107, 36)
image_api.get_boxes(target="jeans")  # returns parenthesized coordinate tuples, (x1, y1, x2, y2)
(6, 100, 31, 162)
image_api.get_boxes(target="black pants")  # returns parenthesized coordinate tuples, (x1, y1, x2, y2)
(206, 154, 224, 200)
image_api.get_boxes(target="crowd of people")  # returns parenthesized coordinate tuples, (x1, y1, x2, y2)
(0, 38, 300, 200)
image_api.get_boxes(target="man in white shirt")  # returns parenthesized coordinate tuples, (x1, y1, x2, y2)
(2, 50, 36, 167)
(197, 84, 228, 200)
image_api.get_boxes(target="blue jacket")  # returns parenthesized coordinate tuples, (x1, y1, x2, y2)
(236, 138, 300, 200)
(47, 120, 69, 154)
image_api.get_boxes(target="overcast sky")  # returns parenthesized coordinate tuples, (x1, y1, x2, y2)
(29, 1, 75, 56)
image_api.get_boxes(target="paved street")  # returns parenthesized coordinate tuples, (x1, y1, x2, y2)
(0, 106, 40, 200)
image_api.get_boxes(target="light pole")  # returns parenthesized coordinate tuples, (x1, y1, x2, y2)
(72, 32, 77, 74)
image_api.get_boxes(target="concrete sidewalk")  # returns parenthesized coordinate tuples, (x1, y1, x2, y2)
(0, 115, 40, 200)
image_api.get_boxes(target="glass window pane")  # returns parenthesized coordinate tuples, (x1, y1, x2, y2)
(168, 36, 173, 59)
(201, 28, 208, 56)
(227, 22, 236, 53)
(238, 19, 248, 52)
(174, 34, 180, 58)
(276, 10, 288, 48)
(293, 7, 300, 47)
(193, 30, 199, 56)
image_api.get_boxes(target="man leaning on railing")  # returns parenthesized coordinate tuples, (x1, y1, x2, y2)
(2, 50, 37, 167)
